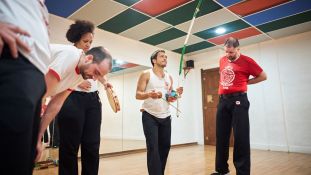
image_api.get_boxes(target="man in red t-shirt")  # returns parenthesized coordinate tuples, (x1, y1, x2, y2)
(211, 37, 267, 175)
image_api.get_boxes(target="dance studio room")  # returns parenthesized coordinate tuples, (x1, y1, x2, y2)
(0, 0, 310, 175)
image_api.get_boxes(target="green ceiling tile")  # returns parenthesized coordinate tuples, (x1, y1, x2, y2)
(194, 19, 250, 39)
(98, 9, 150, 34)
(173, 41, 215, 54)
(141, 28, 186, 45)
(157, 0, 222, 26)
(111, 67, 125, 73)
(114, 0, 140, 6)
(257, 10, 311, 33)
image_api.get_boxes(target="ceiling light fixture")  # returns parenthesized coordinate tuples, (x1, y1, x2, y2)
(215, 27, 226, 34)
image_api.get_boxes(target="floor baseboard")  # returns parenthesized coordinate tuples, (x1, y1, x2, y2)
(99, 142, 198, 158)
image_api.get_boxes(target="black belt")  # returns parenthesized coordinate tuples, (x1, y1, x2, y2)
(73, 90, 99, 94)
(220, 92, 246, 99)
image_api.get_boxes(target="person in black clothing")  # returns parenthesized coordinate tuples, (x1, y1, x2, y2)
(211, 37, 267, 175)
(0, 1, 51, 174)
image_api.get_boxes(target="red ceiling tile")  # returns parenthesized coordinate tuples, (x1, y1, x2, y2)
(120, 63, 139, 69)
(228, 0, 290, 17)
(133, 0, 191, 17)
(208, 27, 262, 45)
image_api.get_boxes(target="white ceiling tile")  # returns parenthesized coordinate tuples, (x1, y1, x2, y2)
(267, 21, 311, 39)
(119, 19, 170, 40)
(157, 35, 204, 50)
(69, 0, 127, 26)
(239, 33, 271, 47)
(175, 9, 239, 34)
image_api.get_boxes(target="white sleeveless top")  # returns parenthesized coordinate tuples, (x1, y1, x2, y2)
(142, 69, 172, 118)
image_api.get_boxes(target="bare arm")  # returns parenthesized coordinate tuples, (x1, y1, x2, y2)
(169, 75, 173, 91)
(136, 71, 161, 100)
(38, 70, 66, 139)
(98, 76, 112, 89)
(77, 80, 91, 91)
(248, 71, 267, 85)
(35, 70, 67, 161)
(35, 90, 71, 161)
(169, 75, 183, 95)
(98, 76, 106, 84)
(43, 70, 60, 99)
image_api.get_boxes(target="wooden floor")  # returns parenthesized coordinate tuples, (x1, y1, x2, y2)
(38, 138, 146, 162)
(34, 145, 311, 175)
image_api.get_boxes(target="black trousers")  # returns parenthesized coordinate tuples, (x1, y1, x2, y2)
(215, 93, 250, 175)
(0, 48, 46, 175)
(142, 111, 171, 175)
(58, 91, 102, 175)
(43, 129, 49, 143)
(49, 117, 60, 147)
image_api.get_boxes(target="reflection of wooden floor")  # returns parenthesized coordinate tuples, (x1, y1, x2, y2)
(100, 138, 146, 153)
(34, 145, 311, 175)
(37, 145, 59, 162)
(38, 138, 146, 161)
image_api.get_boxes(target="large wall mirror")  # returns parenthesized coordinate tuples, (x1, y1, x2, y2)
(99, 59, 150, 154)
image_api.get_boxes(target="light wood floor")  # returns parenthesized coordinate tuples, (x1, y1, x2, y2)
(38, 138, 146, 162)
(34, 145, 311, 175)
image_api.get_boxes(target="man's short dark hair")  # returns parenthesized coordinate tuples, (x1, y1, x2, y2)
(86, 46, 112, 63)
(150, 50, 165, 67)
(224, 37, 240, 48)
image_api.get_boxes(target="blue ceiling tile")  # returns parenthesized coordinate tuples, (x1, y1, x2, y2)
(215, 0, 243, 7)
(46, 0, 89, 18)
(244, 0, 311, 26)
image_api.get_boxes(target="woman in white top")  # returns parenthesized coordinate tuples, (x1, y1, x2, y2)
(58, 20, 103, 175)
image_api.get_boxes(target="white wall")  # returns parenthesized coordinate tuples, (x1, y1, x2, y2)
(49, 14, 196, 145)
(189, 31, 311, 153)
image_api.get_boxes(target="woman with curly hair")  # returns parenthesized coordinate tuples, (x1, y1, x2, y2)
(57, 20, 105, 175)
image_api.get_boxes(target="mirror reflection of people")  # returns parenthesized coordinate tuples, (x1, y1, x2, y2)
(0, 1, 52, 174)
(57, 20, 111, 175)
(136, 50, 183, 175)
(211, 37, 267, 175)
(35, 45, 112, 167)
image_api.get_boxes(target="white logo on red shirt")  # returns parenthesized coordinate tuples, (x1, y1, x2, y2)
(220, 66, 235, 89)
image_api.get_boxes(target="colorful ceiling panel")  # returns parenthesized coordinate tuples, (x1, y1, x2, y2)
(227, 0, 291, 17)
(46, 0, 311, 56)
(133, 0, 192, 17)
(98, 8, 150, 34)
(207, 27, 262, 45)
(46, 0, 89, 17)
(243, 0, 311, 26)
